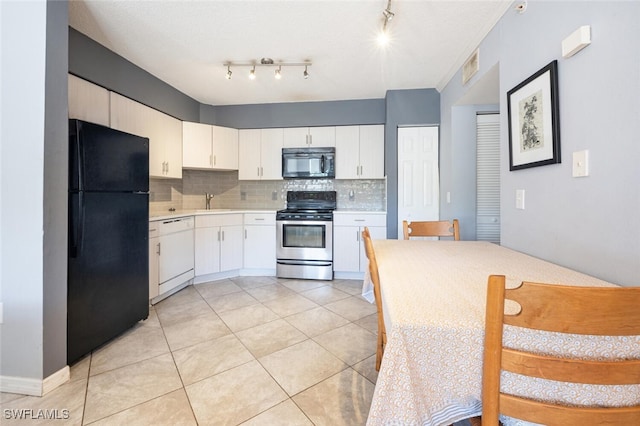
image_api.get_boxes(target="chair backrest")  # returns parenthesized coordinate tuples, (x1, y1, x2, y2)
(362, 227, 387, 371)
(402, 219, 460, 240)
(482, 275, 640, 426)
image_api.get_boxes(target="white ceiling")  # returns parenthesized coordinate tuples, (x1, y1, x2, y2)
(69, 0, 511, 106)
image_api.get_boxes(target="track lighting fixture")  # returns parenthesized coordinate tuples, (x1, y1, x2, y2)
(223, 58, 312, 81)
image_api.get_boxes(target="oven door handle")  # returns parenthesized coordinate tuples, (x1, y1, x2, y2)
(277, 260, 332, 267)
(320, 154, 325, 173)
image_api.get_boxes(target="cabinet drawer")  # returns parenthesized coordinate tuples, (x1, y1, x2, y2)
(196, 213, 243, 228)
(333, 213, 386, 227)
(159, 216, 194, 235)
(244, 213, 276, 225)
(149, 221, 161, 239)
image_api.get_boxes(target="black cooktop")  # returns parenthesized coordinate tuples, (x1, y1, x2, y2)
(277, 191, 337, 221)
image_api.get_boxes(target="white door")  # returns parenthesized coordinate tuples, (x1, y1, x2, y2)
(476, 113, 501, 243)
(397, 127, 440, 235)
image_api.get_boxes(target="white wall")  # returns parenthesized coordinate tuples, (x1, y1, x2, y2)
(0, 0, 47, 383)
(441, 0, 640, 286)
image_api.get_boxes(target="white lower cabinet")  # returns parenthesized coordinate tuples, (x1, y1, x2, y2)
(333, 212, 387, 277)
(149, 223, 160, 300)
(243, 213, 276, 272)
(151, 217, 195, 302)
(195, 214, 243, 278)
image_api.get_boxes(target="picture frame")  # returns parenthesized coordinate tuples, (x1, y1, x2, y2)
(507, 60, 560, 171)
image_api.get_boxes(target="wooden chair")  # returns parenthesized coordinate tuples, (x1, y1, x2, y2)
(362, 227, 386, 371)
(481, 275, 640, 426)
(402, 219, 460, 240)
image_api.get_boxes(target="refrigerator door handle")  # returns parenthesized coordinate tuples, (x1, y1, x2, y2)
(76, 123, 84, 191)
(69, 192, 85, 258)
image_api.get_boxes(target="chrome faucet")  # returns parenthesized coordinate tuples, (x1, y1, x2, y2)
(205, 193, 214, 210)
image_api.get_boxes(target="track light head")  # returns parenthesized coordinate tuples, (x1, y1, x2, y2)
(303, 66, 309, 79)
(225, 65, 232, 80)
(275, 66, 282, 80)
(249, 66, 256, 80)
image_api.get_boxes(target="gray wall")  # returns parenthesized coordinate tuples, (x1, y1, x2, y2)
(43, 0, 69, 377)
(0, 0, 69, 384)
(201, 99, 385, 128)
(384, 89, 441, 238)
(441, 1, 640, 286)
(69, 28, 200, 122)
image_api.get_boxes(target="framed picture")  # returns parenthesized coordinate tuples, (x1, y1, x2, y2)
(507, 60, 560, 171)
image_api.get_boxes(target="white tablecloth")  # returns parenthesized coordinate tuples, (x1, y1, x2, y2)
(365, 240, 640, 426)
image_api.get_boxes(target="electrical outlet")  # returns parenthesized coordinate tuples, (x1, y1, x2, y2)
(272, 191, 278, 201)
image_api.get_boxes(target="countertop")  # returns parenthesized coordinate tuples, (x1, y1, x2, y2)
(150, 208, 386, 222)
(150, 209, 277, 222)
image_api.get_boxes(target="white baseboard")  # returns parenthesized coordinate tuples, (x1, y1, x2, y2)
(0, 375, 43, 396)
(0, 365, 69, 397)
(42, 366, 70, 395)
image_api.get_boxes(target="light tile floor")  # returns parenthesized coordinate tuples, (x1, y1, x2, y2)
(1, 276, 381, 425)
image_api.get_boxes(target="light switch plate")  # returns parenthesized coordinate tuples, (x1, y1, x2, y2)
(516, 189, 525, 210)
(573, 150, 589, 177)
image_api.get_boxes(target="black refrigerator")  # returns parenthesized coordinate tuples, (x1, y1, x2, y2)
(68, 119, 150, 364)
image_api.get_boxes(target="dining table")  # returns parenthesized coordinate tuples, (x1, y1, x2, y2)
(363, 240, 640, 426)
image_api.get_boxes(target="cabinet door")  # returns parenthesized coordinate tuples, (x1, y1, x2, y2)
(110, 92, 148, 137)
(220, 225, 243, 271)
(335, 126, 360, 179)
(158, 112, 182, 179)
(149, 234, 160, 300)
(309, 126, 336, 147)
(260, 128, 284, 180)
(212, 126, 239, 170)
(195, 227, 220, 275)
(183, 121, 213, 169)
(239, 129, 262, 180)
(282, 127, 310, 148)
(68, 74, 110, 126)
(244, 225, 276, 269)
(359, 125, 385, 179)
(333, 226, 361, 272)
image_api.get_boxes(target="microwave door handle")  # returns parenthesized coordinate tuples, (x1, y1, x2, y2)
(321, 155, 325, 173)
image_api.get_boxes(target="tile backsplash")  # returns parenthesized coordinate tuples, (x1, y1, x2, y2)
(150, 170, 386, 216)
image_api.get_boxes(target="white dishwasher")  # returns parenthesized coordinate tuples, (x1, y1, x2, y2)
(158, 216, 195, 296)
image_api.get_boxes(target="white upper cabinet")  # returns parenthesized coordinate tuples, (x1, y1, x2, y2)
(68, 74, 110, 126)
(182, 121, 212, 169)
(238, 128, 283, 180)
(110, 92, 182, 179)
(212, 125, 239, 170)
(283, 126, 336, 148)
(183, 122, 238, 170)
(335, 125, 384, 179)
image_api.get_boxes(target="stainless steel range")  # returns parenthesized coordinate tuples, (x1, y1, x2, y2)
(276, 191, 337, 280)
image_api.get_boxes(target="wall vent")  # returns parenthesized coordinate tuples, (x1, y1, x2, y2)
(462, 49, 480, 85)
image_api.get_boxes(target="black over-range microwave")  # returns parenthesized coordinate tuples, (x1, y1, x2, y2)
(282, 147, 335, 179)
